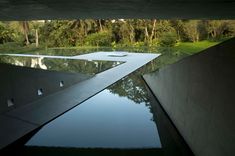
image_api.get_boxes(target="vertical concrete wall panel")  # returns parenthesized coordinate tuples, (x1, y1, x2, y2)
(143, 38, 235, 156)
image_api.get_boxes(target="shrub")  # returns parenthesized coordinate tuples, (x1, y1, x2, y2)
(159, 31, 178, 47)
(0, 23, 15, 44)
(85, 31, 112, 46)
(0, 42, 22, 49)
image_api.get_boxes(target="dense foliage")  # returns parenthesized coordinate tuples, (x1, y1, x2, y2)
(0, 20, 234, 48)
(84, 31, 112, 46)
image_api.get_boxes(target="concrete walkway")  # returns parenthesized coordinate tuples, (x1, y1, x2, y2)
(0, 52, 159, 149)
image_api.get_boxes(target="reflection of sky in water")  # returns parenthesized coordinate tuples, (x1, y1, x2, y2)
(26, 89, 161, 149)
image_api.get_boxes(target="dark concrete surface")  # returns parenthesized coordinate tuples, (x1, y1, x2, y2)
(0, 63, 92, 115)
(0, 0, 235, 20)
(146, 84, 194, 156)
(143, 38, 235, 156)
(0, 115, 38, 149)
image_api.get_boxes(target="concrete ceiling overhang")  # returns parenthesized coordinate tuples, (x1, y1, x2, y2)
(0, 0, 235, 20)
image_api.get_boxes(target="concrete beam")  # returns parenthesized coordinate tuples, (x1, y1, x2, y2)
(0, 0, 235, 20)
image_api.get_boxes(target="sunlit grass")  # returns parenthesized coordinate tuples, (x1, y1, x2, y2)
(174, 40, 220, 55)
(0, 40, 223, 56)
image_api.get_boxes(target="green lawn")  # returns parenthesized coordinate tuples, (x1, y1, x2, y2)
(0, 43, 45, 54)
(174, 40, 220, 55)
(149, 40, 221, 71)
(0, 40, 221, 55)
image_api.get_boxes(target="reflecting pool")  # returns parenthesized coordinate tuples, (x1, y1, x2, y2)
(0, 55, 124, 74)
(25, 73, 161, 149)
(0, 57, 193, 156)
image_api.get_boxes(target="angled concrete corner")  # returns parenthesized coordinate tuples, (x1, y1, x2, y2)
(143, 38, 235, 156)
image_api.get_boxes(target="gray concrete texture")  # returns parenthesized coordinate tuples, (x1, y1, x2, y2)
(146, 86, 194, 156)
(0, 0, 235, 20)
(0, 52, 158, 149)
(143, 38, 235, 156)
(0, 63, 91, 114)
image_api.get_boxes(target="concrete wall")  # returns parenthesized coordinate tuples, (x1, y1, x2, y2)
(143, 38, 235, 156)
(0, 63, 91, 114)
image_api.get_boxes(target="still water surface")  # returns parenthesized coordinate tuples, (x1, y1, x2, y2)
(26, 73, 162, 148)
(0, 52, 193, 155)
(0, 55, 124, 75)
(0, 52, 162, 149)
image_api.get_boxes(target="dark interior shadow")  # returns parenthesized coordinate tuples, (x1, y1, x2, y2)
(144, 77, 194, 156)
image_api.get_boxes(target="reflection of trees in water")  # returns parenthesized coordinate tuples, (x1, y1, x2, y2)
(42, 58, 97, 74)
(46, 47, 114, 56)
(108, 73, 150, 106)
(136, 52, 189, 76)
(0, 56, 43, 68)
(107, 57, 176, 106)
(42, 59, 121, 74)
(40, 47, 159, 56)
(0, 56, 122, 75)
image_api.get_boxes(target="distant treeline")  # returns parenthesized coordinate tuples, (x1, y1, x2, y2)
(0, 20, 234, 47)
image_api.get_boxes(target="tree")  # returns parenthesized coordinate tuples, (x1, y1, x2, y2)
(98, 19, 103, 31)
(224, 20, 235, 37)
(1, 19, 235, 48)
(32, 21, 42, 47)
(85, 31, 112, 46)
(183, 20, 200, 42)
(19, 21, 30, 45)
(69, 19, 98, 45)
(205, 20, 224, 39)
(150, 19, 157, 43)
(155, 20, 175, 38)
(118, 19, 135, 44)
(170, 20, 185, 41)
(205, 20, 235, 40)
(159, 31, 177, 47)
